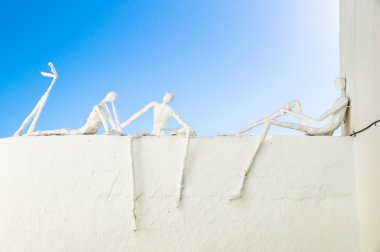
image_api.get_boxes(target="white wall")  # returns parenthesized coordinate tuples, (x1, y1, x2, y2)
(340, 0, 380, 251)
(0, 136, 359, 252)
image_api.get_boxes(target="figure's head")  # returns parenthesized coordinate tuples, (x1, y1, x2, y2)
(163, 92, 174, 104)
(104, 92, 118, 102)
(334, 77, 346, 91)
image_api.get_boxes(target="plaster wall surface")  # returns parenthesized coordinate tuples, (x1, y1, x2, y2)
(0, 136, 359, 252)
(340, 0, 380, 250)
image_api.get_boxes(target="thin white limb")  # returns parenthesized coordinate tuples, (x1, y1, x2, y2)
(238, 100, 303, 135)
(111, 101, 121, 131)
(121, 102, 156, 129)
(128, 136, 137, 231)
(230, 121, 270, 200)
(14, 62, 58, 136)
(176, 128, 191, 208)
(128, 133, 145, 231)
(94, 106, 110, 132)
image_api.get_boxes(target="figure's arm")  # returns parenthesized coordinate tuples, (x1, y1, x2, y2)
(121, 102, 157, 129)
(280, 109, 319, 124)
(169, 109, 191, 130)
(315, 99, 349, 121)
(111, 101, 121, 130)
(281, 98, 349, 123)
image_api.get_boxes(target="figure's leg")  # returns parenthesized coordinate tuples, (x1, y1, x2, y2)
(94, 106, 110, 132)
(27, 102, 45, 135)
(230, 121, 271, 200)
(176, 128, 191, 208)
(269, 119, 311, 133)
(128, 133, 144, 231)
(31, 128, 81, 136)
(128, 136, 137, 231)
(238, 100, 303, 134)
(14, 105, 40, 136)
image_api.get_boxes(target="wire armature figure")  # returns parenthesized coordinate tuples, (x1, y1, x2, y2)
(230, 78, 349, 200)
(31, 92, 123, 136)
(14, 62, 58, 136)
(121, 92, 193, 207)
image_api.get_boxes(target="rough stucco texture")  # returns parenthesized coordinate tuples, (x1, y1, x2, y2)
(0, 136, 359, 252)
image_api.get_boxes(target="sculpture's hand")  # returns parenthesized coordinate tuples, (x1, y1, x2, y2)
(13, 131, 21, 137)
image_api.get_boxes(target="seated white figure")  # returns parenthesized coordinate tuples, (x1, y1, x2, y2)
(121, 92, 193, 208)
(230, 78, 349, 200)
(121, 92, 193, 136)
(32, 92, 123, 136)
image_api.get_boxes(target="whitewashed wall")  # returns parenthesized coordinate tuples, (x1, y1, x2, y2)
(340, 0, 380, 251)
(0, 136, 359, 251)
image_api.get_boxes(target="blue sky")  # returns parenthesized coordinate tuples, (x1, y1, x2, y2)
(0, 0, 339, 137)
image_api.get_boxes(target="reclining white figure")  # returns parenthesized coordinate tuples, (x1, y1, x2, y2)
(14, 62, 58, 136)
(121, 92, 193, 207)
(230, 78, 349, 200)
(31, 92, 123, 136)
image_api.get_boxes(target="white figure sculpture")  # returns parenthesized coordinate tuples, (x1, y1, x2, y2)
(230, 78, 349, 200)
(121, 92, 192, 136)
(14, 62, 58, 136)
(121, 93, 193, 207)
(31, 92, 123, 136)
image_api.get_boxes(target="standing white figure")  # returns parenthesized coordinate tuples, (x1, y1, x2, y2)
(31, 92, 123, 136)
(121, 92, 193, 207)
(230, 78, 349, 200)
(14, 62, 58, 136)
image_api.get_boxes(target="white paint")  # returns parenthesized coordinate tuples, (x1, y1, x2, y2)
(233, 80, 349, 200)
(340, 0, 380, 250)
(14, 62, 58, 136)
(0, 136, 359, 251)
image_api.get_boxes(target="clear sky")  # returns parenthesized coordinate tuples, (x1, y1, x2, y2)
(0, 0, 339, 137)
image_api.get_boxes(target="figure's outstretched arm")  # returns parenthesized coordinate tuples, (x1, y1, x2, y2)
(121, 102, 157, 129)
(315, 98, 349, 121)
(238, 100, 303, 135)
(170, 109, 191, 130)
(281, 98, 349, 124)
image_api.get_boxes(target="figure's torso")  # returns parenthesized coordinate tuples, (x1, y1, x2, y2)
(307, 97, 349, 136)
(152, 104, 172, 135)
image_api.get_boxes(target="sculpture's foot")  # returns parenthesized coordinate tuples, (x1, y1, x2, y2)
(217, 133, 240, 137)
(13, 131, 22, 137)
(132, 132, 149, 138)
(105, 129, 125, 136)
